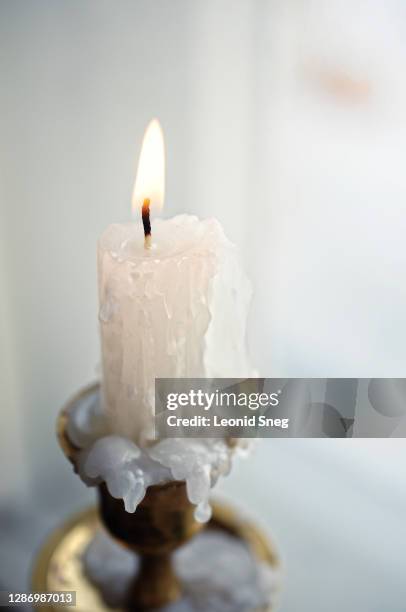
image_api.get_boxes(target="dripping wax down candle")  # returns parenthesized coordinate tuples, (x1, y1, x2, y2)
(98, 119, 253, 442)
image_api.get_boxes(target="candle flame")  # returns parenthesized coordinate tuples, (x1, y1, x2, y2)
(132, 119, 165, 214)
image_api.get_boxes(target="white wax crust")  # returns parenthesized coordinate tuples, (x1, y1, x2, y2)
(98, 214, 253, 442)
(67, 385, 248, 523)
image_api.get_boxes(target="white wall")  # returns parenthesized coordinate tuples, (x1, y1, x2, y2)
(1, 0, 406, 503)
(0, 0, 202, 497)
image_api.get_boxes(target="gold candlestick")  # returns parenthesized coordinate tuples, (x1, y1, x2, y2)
(41, 383, 280, 611)
(57, 384, 203, 609)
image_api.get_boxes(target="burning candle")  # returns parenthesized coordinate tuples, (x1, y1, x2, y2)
(98, 119, 253, 443)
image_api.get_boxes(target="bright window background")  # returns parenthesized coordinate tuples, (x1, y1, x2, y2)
(1, 2, 405, 610)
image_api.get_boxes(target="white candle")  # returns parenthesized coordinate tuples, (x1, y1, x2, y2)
(98, 120, 253, 442)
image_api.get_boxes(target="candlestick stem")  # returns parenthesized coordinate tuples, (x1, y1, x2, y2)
(130, 553, 180, 608)
(97, 478, 202, 609)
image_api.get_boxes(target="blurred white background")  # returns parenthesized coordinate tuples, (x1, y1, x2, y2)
(1, 1, 406, 610)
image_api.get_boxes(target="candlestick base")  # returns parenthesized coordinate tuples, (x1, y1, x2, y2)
(32, 503, 280, 611)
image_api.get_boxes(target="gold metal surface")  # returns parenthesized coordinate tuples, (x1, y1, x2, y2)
(32, 504, 278, 612)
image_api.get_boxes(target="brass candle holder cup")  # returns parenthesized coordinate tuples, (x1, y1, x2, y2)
(32, 383, 280, 611)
